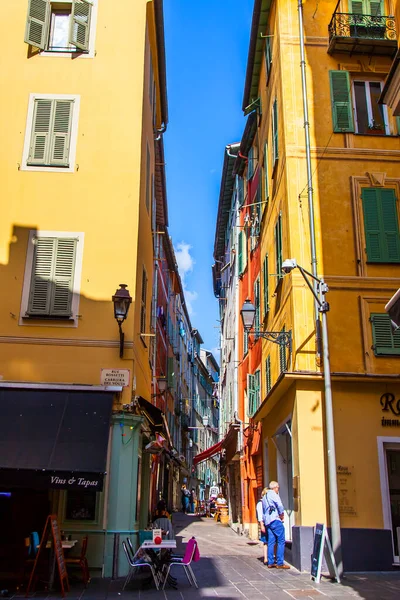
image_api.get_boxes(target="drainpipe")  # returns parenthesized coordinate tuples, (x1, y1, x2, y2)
(297, 0, 342, 575)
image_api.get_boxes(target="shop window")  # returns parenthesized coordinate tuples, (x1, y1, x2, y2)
(65, 489, 98, 521)
(371, 313, 400, 356)
(362, 188, 400, 263)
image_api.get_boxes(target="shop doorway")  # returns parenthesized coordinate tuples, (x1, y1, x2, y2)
(274, 422, 294, 541)
(378, 437, 400, 562)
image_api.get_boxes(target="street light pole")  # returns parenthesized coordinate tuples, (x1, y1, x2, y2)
(282, 259, 343, 575)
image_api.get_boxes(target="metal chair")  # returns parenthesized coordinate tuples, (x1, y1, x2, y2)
(162, 537, 199, 589)
(122, 541, 159, 590)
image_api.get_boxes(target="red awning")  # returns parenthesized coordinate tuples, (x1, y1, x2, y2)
(193, 440, 223, 466)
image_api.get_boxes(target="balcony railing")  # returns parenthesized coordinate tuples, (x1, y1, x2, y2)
(328, 13, 397, 56)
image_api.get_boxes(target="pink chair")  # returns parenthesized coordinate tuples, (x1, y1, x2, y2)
(162, 536, 200, 589)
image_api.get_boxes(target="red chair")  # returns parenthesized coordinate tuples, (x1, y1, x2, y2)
(65, 536, 90, 586)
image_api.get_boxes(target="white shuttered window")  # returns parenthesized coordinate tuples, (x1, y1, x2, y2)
(28, 99, 74, 167)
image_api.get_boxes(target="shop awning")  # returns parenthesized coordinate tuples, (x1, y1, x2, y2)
(0, 387, 114, 491)
(193, 440, 223, 466)
(136, 396, 164, 432)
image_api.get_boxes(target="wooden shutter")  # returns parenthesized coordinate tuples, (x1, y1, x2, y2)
(238, 231, 243, 274)
(238, 177, 244, 206)
(145, 145, 151, 212)
(243, 328, 248, 355)
(141, 268, 148, 333)
(362, 188, 400, 262)
(50, 101, 73, 166)
(247, 146, 254, 180)
(28, 99, 52, 165)
(50, 239, 77, 315)
(396, 117, 400, 135)
(265, 35, 272, 80)
(28, 237, 56, 315)
(263, 254, 269, 317)
(371, 313, 400, 355)
(369, 1, 383, 16)
(254, 370, 261, 411)
(69, 0, 92, 51)
(329, 71, 354, 133)
(350, 1, 365, 13)
(265, 355, 271, 394)
(272, 99, 279, 163)
(28, 237, 76, 316)
(247, 374, 256, 416)
(254, 278, 260, 331)
(264, 142, 269, 202)
(25, 0, 50, 49)
(275, 214, 283, 279)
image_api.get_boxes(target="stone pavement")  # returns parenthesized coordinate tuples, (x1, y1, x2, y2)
(12, 513, 400, 600)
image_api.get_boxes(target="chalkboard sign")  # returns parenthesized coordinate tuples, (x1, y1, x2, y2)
(310, 523, 340, 584)
(26, 514, 70, 597)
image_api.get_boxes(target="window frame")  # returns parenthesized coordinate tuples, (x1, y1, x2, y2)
(20, 230, 84, 327)
(352, 79, 389, 135)
(21, 93, 80, 173)
(371, 312, 400, 356)
(27, 0, 98, 59)
(361, 187, 400, 263)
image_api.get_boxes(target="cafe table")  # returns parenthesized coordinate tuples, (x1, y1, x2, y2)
(139, 540, 177, 587)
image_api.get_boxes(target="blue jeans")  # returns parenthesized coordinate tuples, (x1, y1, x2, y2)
(266, 519, 285, 565)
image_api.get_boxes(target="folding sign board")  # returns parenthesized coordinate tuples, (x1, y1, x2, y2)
(310, 523, 340, 584)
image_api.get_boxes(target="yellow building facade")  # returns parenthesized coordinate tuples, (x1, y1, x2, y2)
(0, 0, 167, 579)
(242, 0, 400, 570)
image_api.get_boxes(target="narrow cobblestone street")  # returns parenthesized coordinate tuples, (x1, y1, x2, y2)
(14, 513, 400, 600)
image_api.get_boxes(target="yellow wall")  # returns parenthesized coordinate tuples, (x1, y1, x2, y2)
(0, 1, 160, 404)
(254, 0, 400, 532)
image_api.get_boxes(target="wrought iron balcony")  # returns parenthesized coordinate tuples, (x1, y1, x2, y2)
(328, 12, 397, 56)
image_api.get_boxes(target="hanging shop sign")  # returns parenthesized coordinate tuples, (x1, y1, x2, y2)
(380, 392, 400, 427)
(101, 368, 130, 387)
(0, 468, 104, 491)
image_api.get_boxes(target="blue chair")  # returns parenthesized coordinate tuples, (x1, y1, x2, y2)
(29, 532, 40, 558)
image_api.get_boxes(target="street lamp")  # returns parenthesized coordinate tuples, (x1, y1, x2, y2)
(282, 258, 342, 572)
(112, 284, 132, 358)
(240, 298, 292, 352)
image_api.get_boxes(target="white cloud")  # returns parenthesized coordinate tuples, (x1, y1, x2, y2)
(174, 242, 198, 316)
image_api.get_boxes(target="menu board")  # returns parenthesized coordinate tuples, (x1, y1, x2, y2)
(26, 514, 70, 597)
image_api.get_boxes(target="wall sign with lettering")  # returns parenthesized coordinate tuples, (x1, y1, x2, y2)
(101, 368, 130, 387)
(337, 465, 357, 516)
(380, 393, 400, 427)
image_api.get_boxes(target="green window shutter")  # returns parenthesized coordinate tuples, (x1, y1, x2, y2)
(254, 370, 261, 411)
(28, 99, 52, 165)
(247, 146, 254, 180)
(264, 142, 269, 202)
(265, 35, 272, 80)
(369, 1, 383, 16)
(362, 188, 400, 262)
(238, 177, 244, 206)
(247, 373, 256, 416)
(50, 100, 73, 166)
(69, 0, 92, 51)
(371, 313, 400, 356)
(263, 254, 269, 317)
(329, 71, 354, 133)
(396, 117, 400, 135)
(28, 237, 56, 315)
(350, 1, 383, 15)
(350, 1, 365, 13)
(25, 0, 50, 49)
(243, 328, 248, 355)
(275, 213, 283, 279)
(272, 99, 279, 163)
(238, 231, 243, 274)
(145, 145, 151, 213)
(265, 355, 271, 394)
(254, 278, 260, 331)
(141, 268, 148, 333)
(28, 237, 77, 316)
(50, 239, 77, 315)
(167, 357, 175, 389)
(279, 326, 287, 373)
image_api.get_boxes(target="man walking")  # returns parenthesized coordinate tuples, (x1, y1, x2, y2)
(261, 481, 290, 569)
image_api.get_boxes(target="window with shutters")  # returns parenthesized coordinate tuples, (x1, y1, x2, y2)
(254, 278, 261, 333)
(247, 146, 255, 181)
(20, 230, 84, 325)
(275, 213, 283, 281)
(243, 328, 248, 356)
(24, 0, 96, 56)
(262, 254, 269, 317)
(22, 94, 80, 172)
(145, 144, 151, 214)
(362, 188, 400, 263)
(140, 267, 148, 335)
(265, 355, 272, 394)
(264, 31, 272, 83)
(371, 313, 400, 356)
(329, 71, 392, 135)
(248, 370, 261, 417)
(272, 98, 279, 167)
(238, 229, 247, 276)
(264, 142, 269, 205)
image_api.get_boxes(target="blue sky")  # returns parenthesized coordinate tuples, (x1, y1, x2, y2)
(163, 0, 254, 357)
